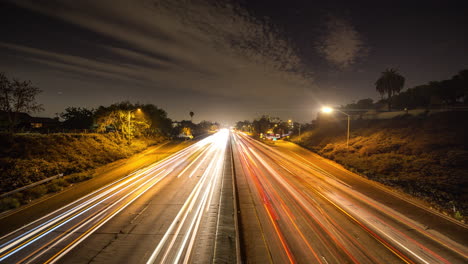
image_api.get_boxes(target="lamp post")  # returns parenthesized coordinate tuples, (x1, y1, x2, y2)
(128, 108, 141, 136)
(322, 107, 350, 148)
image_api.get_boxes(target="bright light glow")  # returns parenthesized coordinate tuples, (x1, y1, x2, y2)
(212, 129, 229, 147)
(322, 107, 333, 113)
(146, 129, 229, 263)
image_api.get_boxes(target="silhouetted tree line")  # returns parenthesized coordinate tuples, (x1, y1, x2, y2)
(1, 72, 218, 137)
(392, 69, 468, 109)
(58, 102, 172, 138)
(236, 116, 292, 136)
(344, 69, 468, 111)
(171, 119, 219, 138)
(62, 102, 217, 138)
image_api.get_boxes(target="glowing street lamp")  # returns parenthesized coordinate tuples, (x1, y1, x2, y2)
(321, 106, 350, 148)
(322, 107, 333, 114)
(128, 108, 142, 135)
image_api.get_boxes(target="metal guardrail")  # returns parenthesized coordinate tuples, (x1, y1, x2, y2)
(0, 173, 64, 198)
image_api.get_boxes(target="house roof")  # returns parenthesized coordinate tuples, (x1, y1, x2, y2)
(29, 117, 59, 123)
(0, 111, 32, 121)
(0, 111, 59, 123)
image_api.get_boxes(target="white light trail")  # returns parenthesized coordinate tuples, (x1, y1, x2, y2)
(0, 132, 225, 263)
(146, 129, 229, 264)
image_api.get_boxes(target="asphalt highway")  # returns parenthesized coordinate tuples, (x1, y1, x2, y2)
(0, 130, 236, 264)
(232, 132, 467, 264)
(1, 130, 466, 264)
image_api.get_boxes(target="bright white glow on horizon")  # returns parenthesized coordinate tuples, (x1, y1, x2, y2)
(322, 107, 333, 113)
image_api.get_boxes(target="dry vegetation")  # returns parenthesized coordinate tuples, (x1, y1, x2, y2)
(0, 133, 165, 211)
(291, 112, 468, 220)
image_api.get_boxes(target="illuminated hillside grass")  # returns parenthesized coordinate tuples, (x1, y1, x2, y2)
(0, 133, 165, 193)
(292, 112, 468, 219)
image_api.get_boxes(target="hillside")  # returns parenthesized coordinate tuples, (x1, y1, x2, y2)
(0, 133, 165, 193)
(291, 111, 468, 219)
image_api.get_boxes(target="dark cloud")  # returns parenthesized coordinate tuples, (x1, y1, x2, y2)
(315, 15, 367, 69)
(2, 0, 466, 123)
(3, 0, 315, 123)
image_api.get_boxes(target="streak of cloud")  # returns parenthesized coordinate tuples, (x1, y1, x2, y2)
(8, 0, 314, 104)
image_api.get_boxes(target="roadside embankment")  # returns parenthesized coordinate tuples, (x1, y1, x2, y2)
(0, 133, 166, 211)
(290, 111, 468, 220)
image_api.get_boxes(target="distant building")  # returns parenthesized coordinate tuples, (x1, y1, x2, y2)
(27, 116, 61, 129)
(0, 111, 61, 131)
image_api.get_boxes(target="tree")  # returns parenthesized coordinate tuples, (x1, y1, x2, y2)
(139, 104, 172, 135)
(375, 68, 405, 110)
(0, 73, 43, 132)
(455, 69, 468, 103)
(356, 98, 374, 109)
(344, 98, 374, 110)
(273, 121, 289, 136)
(438, 70, 468, 104)
(189, 111, 194, 122)
(252, 116, 271, 135)
(390, 69, 468, 109)
(60, 107, 94, 129)
(195, 120, 215, 134)
(171, 120, 197, 137)
(96, 109, 149, 139)
(181, 127, 192, 137)
(94, 102, 150, 139)
(235, 120, 252, 132)
(94, 101, 173, 138)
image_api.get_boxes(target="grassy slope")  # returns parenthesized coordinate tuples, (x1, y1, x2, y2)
(291, 112, 468, 218)
(0, 133, 166, 193)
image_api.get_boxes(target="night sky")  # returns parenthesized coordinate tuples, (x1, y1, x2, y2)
(1, 0, 467, 124)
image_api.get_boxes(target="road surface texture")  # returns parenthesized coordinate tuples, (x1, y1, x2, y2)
(0, 130, 238, 264)
(232, 132, 467, 264)
(1, 130, 466, 264)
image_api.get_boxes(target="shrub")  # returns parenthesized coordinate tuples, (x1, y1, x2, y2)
(454, 211, 463, 221)
(47, 183, 62, 193)
(0, 197, 20, 211)
(23, 185, 47, 200)
(67, 173, 93, 183)
(53, 178, 70, 187)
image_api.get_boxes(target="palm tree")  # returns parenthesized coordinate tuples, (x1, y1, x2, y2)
(189, 111, 194, 122)
(375, 68, 405, 110)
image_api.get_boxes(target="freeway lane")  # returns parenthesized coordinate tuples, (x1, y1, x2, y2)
(0, 130, 236, 264)
(232, 132, 467, 264)
(271, 140, 468, 247)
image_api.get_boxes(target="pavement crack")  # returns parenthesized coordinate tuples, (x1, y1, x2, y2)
(86, 234, 119, 264)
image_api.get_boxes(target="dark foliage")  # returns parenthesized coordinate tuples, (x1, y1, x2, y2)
(0, 73, 43, 132)
(61, 107, 94, 129)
